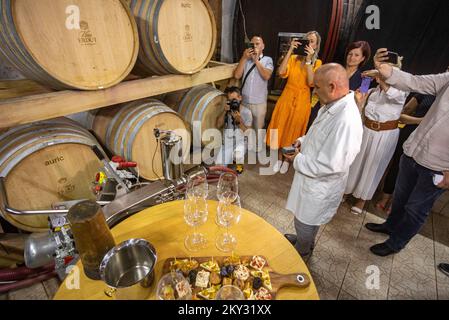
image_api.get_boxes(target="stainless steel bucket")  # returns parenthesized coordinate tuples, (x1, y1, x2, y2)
(100, 239, 157, 300)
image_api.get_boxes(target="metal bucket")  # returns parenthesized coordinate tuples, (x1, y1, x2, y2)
(100, 239, 157, 300)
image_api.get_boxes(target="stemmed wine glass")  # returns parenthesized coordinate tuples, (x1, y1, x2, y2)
(186, 170, 208, 200)
(215, 196, 241, 252)
(217, 172, 238, 203)
(184, 197, 208, 252)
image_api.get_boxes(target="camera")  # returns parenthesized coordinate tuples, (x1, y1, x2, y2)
(293, 38, 310, 56)
(227, 99, 241, 112)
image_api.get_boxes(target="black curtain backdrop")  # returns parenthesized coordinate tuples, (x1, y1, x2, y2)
(233, 0, 334, 68)
(234, 0, 449, 78)
(335, 0, 449, 74)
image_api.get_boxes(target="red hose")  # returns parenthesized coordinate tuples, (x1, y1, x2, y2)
(0, 264, 55, 282)
(207, 166, 237, 175)
(0, 270, 58, 294)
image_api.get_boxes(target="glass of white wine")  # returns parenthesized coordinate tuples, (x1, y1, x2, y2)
(184, 197, 208, 252)
(215, 196, 241, 252)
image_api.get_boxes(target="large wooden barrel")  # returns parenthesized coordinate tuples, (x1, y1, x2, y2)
(0, 0, 139, 90)
(164, 85, 225, 148)
(92, 99, 191, 181)
(0, 119, 105, 232)
(129, 0, 217, 75)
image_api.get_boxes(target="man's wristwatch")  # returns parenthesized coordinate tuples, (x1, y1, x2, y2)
(305, 60, 312, 65)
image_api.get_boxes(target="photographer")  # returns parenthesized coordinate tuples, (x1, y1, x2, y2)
(215, 87, 253, 166)
(234, 35, 274, 149)
(266, 31, 322, 174)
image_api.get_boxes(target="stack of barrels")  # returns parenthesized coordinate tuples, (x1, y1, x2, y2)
(0, 0, 220, 232)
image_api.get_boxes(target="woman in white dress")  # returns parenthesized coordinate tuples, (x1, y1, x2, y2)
(345, 71, 409, 214)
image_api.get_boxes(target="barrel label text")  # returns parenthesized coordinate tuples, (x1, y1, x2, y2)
(181, 2, 192, 9)
(57, 178, 76, 197)
(45, 156, 65, 166)
(184, 25, 193, 42)
(78, 21, 97, 46)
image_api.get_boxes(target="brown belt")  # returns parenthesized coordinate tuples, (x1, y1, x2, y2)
(364, 118, 400, 131)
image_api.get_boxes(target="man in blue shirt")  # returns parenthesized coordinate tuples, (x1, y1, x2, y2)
(234, 35, 274, 151)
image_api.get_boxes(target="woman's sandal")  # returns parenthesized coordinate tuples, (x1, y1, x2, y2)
(350, 206, 364, 215)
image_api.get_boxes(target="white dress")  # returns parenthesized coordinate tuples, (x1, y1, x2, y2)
(345, 86, 409, 201)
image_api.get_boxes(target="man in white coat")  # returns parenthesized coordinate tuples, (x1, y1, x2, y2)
(283, 63, 364, 257)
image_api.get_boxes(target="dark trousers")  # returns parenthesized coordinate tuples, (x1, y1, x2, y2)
(384, 155, 445, 252)
(383, 126, 417, 194)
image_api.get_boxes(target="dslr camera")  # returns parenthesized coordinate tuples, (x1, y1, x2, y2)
(227, 99, 241, 112)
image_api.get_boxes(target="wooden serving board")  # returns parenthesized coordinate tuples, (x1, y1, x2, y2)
(162, 256, 311, 300)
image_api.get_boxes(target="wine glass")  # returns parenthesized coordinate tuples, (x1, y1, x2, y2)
(215, 196, 241, 252)
(184, 197, 208, 252)
(186, 170, 208, 200)
(156, 272, 192, 300)
(217, 172, 238, 203)
(215, 285, 244, 300)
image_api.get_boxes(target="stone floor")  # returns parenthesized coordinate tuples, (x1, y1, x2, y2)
(2, 163, 449, 300)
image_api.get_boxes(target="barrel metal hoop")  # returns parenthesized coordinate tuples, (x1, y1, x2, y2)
(0, 138, 96, 177)
(196, 90, 224, 125)
(115, 101, 162, 156)
(125, 105, 175, 161)
(0, 126, 95, 164)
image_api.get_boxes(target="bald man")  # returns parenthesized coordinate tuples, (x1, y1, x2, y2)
(283, 63, 364, 257)
(234, 35, 274, 150)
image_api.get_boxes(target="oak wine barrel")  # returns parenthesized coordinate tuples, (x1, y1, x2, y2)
(0, 0, 139, 90)
(163, 85, 226, 148)
(92, 99, 191, 181)
(0, 119, 105, 232)
(129, 0, 217, 75)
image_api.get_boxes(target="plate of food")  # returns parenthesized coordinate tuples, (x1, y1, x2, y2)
(162, 254, 311, 300)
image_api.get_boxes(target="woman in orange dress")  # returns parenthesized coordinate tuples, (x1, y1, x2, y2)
(266, 31, 322, 173)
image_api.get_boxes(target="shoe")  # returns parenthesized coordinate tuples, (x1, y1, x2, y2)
(365, 223, 391, 236)
(438, 263, 449, 278)
(370, 242, 398, 257)
(272, 160, 282, 173)
(280, 161, 290, 174)
(284, 234, 297, 246)
(350, 206, 364, 215)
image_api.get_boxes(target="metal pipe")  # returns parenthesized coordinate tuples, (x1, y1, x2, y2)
(0, 177, 110, 216)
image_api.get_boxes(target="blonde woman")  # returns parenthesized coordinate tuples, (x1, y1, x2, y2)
(266, 31, 322, 174)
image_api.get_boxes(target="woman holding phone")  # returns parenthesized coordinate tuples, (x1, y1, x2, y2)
(344, 69, 409, 215)
(308, 41, 372, 130)
(266, 31, 322, 174)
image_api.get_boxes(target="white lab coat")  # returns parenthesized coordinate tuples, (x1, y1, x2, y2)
(286, 92, 363, 226)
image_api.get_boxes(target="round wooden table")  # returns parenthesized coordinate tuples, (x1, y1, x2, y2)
(54, 200, 319, 300)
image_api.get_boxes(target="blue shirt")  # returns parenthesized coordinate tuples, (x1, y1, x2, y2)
(242, 55, 274, 104)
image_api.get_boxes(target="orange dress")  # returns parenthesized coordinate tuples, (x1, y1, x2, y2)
(266, 56, 322, 148)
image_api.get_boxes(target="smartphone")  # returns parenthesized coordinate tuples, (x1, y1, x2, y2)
(386, 51, 399, 65)
(282, 146, 297, 155)
(246, 42, 255, 50)
(360, 77, 373, 94)
(294, 39, 310, 56)
(433, 174, 444, 186)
